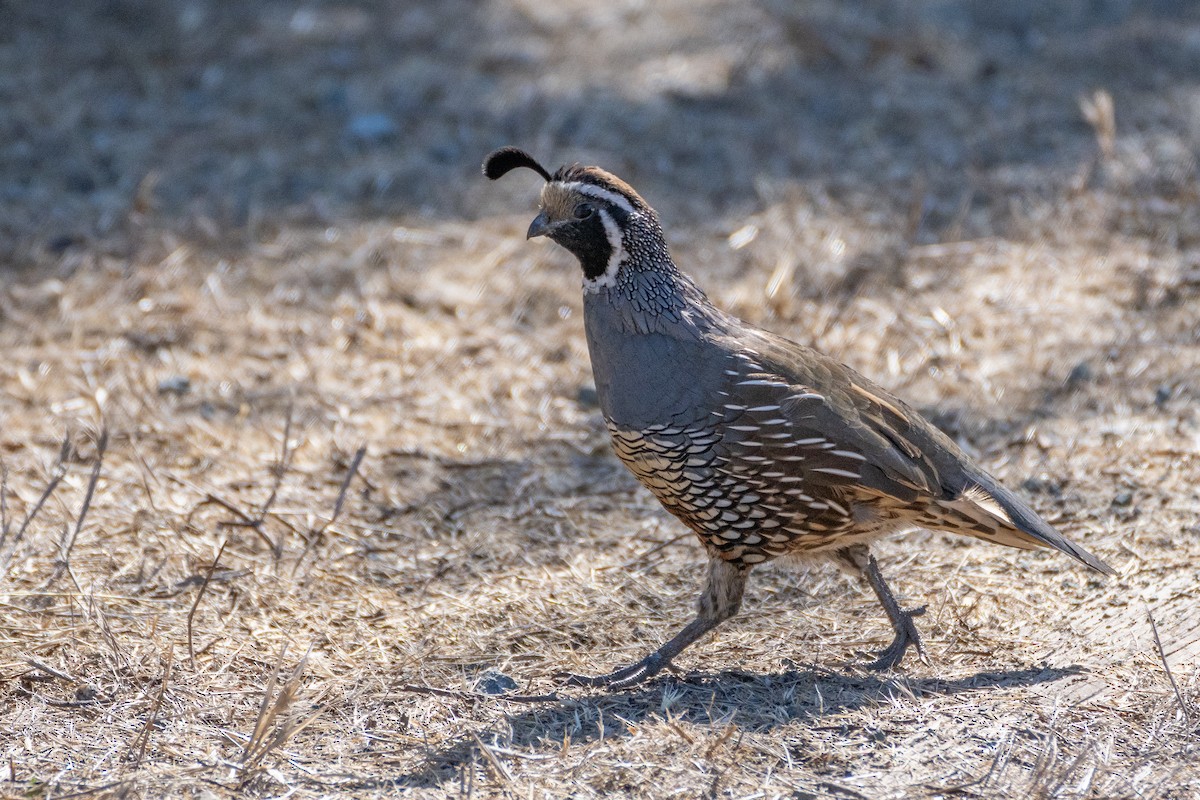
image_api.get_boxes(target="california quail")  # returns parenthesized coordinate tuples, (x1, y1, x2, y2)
(483, 146, 1114, 689)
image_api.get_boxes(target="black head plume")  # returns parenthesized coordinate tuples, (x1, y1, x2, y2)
(483, 146, 553, 182)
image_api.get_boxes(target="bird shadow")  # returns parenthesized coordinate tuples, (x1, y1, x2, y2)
(382, 663, 1082, 790)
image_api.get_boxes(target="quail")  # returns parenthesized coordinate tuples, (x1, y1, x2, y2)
(483, 146, 1113, 689)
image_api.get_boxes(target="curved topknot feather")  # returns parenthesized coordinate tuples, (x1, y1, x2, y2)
(483, 147, 552, 182)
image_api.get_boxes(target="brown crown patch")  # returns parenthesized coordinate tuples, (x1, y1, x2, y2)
(537, 183, 581, 224)
(550, 164, 649, 210)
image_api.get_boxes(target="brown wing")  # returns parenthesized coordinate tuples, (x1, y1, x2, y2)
(723, 331, 1114, 574)
(707, 351, 936, 535)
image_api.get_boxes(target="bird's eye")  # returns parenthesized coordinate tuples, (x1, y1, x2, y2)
(573, 203, 595, 220)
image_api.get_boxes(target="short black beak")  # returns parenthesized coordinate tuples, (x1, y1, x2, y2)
(526, 212, 552, 239)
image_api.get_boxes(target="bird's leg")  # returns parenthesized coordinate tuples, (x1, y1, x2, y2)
(861, 552, 929, 669)
(836, 545, 929, 670)
(565, 557, 748, 690)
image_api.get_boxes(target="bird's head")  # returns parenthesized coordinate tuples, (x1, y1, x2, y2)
(483, 147, 665, 292)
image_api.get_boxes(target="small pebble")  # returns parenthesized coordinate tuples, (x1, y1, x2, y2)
(474, 669, 518, 696)
(157, 375, 191, 396)
(1065, 361, 1092, 388)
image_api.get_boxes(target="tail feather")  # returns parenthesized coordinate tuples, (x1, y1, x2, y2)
(948, 474, 1115, 575)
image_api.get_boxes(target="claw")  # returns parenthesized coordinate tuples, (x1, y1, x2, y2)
(864, 604, 927, 671)
(557, 559, 748, 692)
(560, 653, 665, 690)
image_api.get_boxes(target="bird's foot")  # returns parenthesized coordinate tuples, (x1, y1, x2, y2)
(864, 604, 929, 671)
(561, 652, 669, 690)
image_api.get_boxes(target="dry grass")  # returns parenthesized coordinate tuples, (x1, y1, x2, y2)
(3, 1, 1200, 797)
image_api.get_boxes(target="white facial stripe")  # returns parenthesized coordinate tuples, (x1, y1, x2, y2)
(555, 181, 636, 216)
(582, 208, 626, 293)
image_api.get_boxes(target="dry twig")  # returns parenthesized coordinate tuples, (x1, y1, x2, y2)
(0, 435, 71, 573)
(317, 444, 367, 537)
(294, 444, 367, 577)
(128, 647, 174, 766)
(1148, 608, 1191, 725)
(187, 538, 229, 669)
(46, 428, 107, 587)
(396, 683, 561, 705)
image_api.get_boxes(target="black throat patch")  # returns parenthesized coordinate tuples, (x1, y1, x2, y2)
(549, 213, 614, 281)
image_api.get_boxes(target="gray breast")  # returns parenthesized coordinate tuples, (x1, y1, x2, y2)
(582, 293, 727, 430)
(591, 329, 865, 563)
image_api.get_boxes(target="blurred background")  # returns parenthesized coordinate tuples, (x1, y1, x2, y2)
(5, 0, 1198, 262)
